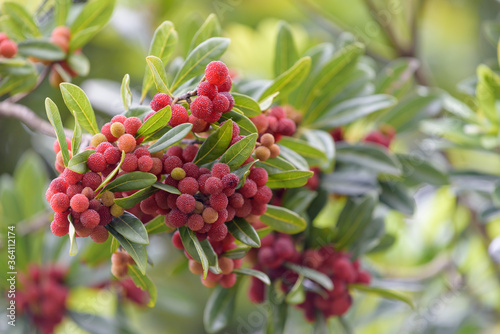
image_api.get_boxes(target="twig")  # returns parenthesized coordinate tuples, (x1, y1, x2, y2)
(171, 89, 197, 105)
(0, 101, 73, 138)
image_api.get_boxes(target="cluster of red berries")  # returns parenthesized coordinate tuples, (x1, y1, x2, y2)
(173, 232, 242, 288)
(47, 141, 114, 242)
(330, 126, 396, 149)
(248, 233, 371, 321)
(16, 265, 69, 334)
(149, 61, 234, 129)
(43, 26, 79, 87)
(158, 145, 272, 242)
(0, 33, 17, 58)
(251, 106, 297, 143)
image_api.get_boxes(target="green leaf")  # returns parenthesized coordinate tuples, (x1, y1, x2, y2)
(267, 170, 313, 189)
(255, 157, 296, 175)
(128, 265, 157, 307)
(476, 65, 500, 125)
(204, 285, 238, 334)
(67, 53, 90, 76)
(335, 143, 401, 176)
(233, 160, 256, 188)
(193, 120, 233, 165)
(375, 58, 419, 97)
(282, 187, 318, 215)
(259, 92, 279, 111)
(2, 2, 41, 38)
(70, 111, 82, 154)
(146, 56, 172, 96)
(60, 83, 99, 135)
(201, 239, 220, 270)
(55, 0, 71, 26)
(121, 74, 132, 111)
(219, 133, 257, 170)
(234, 268, 270, 285)
(322, 169, 379, 196)
(189, 14, 221, 52)
(148, 123, 193, 153)
(141, 21, 178, 102)
(108, 211, 149, 245)
(310, 94, 397, 129)
(379, 181, 415, 216)
(260, 205, 307, 234)
(135, 105, 172, 139)
(222, 246, 251, 259)
(219, 111, 258, 136)
(227, 218, 261, 247)
(146, 215, 172, 235)
(69, 0, 115, 52)
(351, 284, 414, 308)
(285, 275, 305, 304)
(152, 182, 181, 195)
(334, 195, 376, 249)
(171, 37, 230, 91)
(68, 215, 78, 256)
(0, 74, 36, 96)
(67, 150, 94, 174)
(113, 186, 158, 209)
(104, 171, 157, 193)
(284, 262, 333, 290)
(232, 93, 261, 117)
(259, 56, 311, 102)
(278, 145, 309, 171)
(274, 21, 298, 77)
(303, 129, 335, 172)
(178, 226, 209, 278)
(106, 225, 147, 275)
(278, 137, 327, 167)
(45, 98, 70, 166)
(17, 40, 65, 61)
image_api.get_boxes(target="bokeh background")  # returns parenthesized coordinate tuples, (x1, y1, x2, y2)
(2, 0, 500, 333)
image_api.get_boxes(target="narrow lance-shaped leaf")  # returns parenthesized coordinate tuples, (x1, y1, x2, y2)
(121, 74, 132, 110)
(106, 225, 147, 275)
(171, 37, 230, 92)
(2, 2, 41, 38)
(60, 83, 99, 135)
(227, 218, 261, 248)
(233, 268, 270, 285)
(152, 182, 181, 194)
(128, 265, 157, 308)
(274, 21, 299, 77)
(67, 150, 94, 174)
(189, 14, 221, 52)
(71, 111, 82, 154)
(45, 98, 70, 167)
(135, 105, 172, 139)
(231, 93, 261, 118)
(350, 284, 414, 309)
(141, 21, 178, 102)
(95, 151, 125, 193)
(193, 120, 233, 165)
(17, 41, 66, 61)
(148, 123, 193, 153)
(335, 143, 401, 176)
(260, 205, 307, 234)
(219, 133, 257, 170)
(203, 285, 238, 334)
(113, 187, 158, 209)
(146, 215, 173, 235)
(267, 170, 314, 189)
(146, 56, 172, 96)
(219, 111, 257, 136)
(68, 215, 78, 256)
(179, 227, 209, 278)
(284, 262, 333, 291)
(108, 212, 149, 245)
(103, 171, 157, 193)
(55, 0, 71, 26)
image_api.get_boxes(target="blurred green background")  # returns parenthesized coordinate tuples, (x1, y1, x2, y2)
(3, 0, 500, 333)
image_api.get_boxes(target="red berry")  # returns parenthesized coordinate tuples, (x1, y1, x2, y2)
(182, 162, 199, 178)
(274, 238, 295, 260)
(176, 194, 196, 213)
(222, 173, 239, 189)
(229, 193, 244, 208)
(205, 177, 223, 195)
(219, 92, 234, 112)
(198, 81, 218, 100)
(172, 231, 184, 249)
(253, 186, 272, 204)
(205, 61, 229, 86)
(150, 93, 171, 111)
(117, 134, 136, 153)
(111, 115, 127, 124)
(0, 40, 17, 58)
(239, 179, 258, 198)
(178, 177, 199, 195)
(212, 94, 229, 113)
(169, 105, 189, 127)
(104, 147, 121, 165)
(137, 155, 153, 172)
(87, 153, 107, 172)
(217, 76, 232, 92)
(187, 214, 204, 231)
(163, 156, 183, 174)
(96, 142, 113, 154)
(220, 273, 236, 288)
(212, 163, 230, 179)
(66, 184, 83, 198)
(122, 153, 138, 172)
(258, 247, 282, 268)
(167, 146, 183, 158)
(204, 110, 222, 124)
(70, 194, 89, 213)
(269, 107, 286, 120)
(124, 117, 142, 136)
(140, 196, 159, 215)
(356, 271, 371, 285)
(249, 277, 266, 303)
(249, 167, 268, 187)
(182, 145, 198, 162)
(332, 258, 357, 283)
(80, 209, 100, 229)
(49, 177, 69, 194)
(90, 226, 109, 243)
(190, 96, 213, 120)
(50, 193, 70, 213)
(189, 115, 210, 133)
(101, 123, 118, 142)
(208, 222, 228, 241)
(198, 174, 211, 194)
(278, 118, 296, 136)
(98, 206, 113, 225)
(50, 220, 68, 236)
(209, 193, 228, 211)
(167, 209, 188, 227)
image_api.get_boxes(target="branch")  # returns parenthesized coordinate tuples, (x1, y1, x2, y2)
(172, 89, 197, 105)
(0, 101, 72, 138)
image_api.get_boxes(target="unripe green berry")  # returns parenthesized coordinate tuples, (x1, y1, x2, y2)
(110, 122, 125, 138)
(202, 207, 218, 224)
(91, 133, 108, 148)
(110, 203, 124, 217)
(100, 191, 115, 207)
(171, 167, 186, 180)
(194, 201, 204, 214)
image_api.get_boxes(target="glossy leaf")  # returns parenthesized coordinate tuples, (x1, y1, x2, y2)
(227, 218, 261, 247)
(274, 21, 298, 77)
(17, 40, 66, 61)
(284, 263, 333, 290)
(104, 171, 157, 193)
(322, 169, 379, 196)
(351, 284, 414, 308)
(128, 265, 157, 308)
(148, 123, 193, 153)
(267, 170, 313, 189)
(135, 105, 172, 139)
(152, 182, 181, 195)
(68, 216, 78, 256)
(55, 0, 71, 26)
(70, 111, 82, 154)
(113, 186, 158, 209)
(231, 93, 261, 117)
(146, 56, 172, 96)
(2, 2, 41, 38)
(334, 195, 376, 249)
(141, 21, 178, 102)
(219, 111, 258, 135)
(335, 143, 401, 176)
(303, 129, 335, 172)
(260, 204, 307, 234)
(45, 98, 70, 167)
(67, 53, 90, 76)
(279, 137, 327, 167)
(255, 157, 296, 175)
(193, 120, 233, 165)
(222, 246, 251, 259)
(285, 275, 305, 304)
(67, 150, 94, 174)
(60, 83, 99, 135)
(189, 14, 221, 52)
(397, 154, 449, 186)
(278, 145, 309, 171)
(219, 133, 258, 170)
(121, 74, 132, 110)
(204, 285, 238, 334)
(234, 268, 271, 285)
(179, 226, 209, 278)
(379, 181, 415, 216)
(171, 37, 230, 91)
(233, 160, 257, 188)
(106, 225, 147, 275)
(145, 215, 171, 235)
(108, 212, 149, 245)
